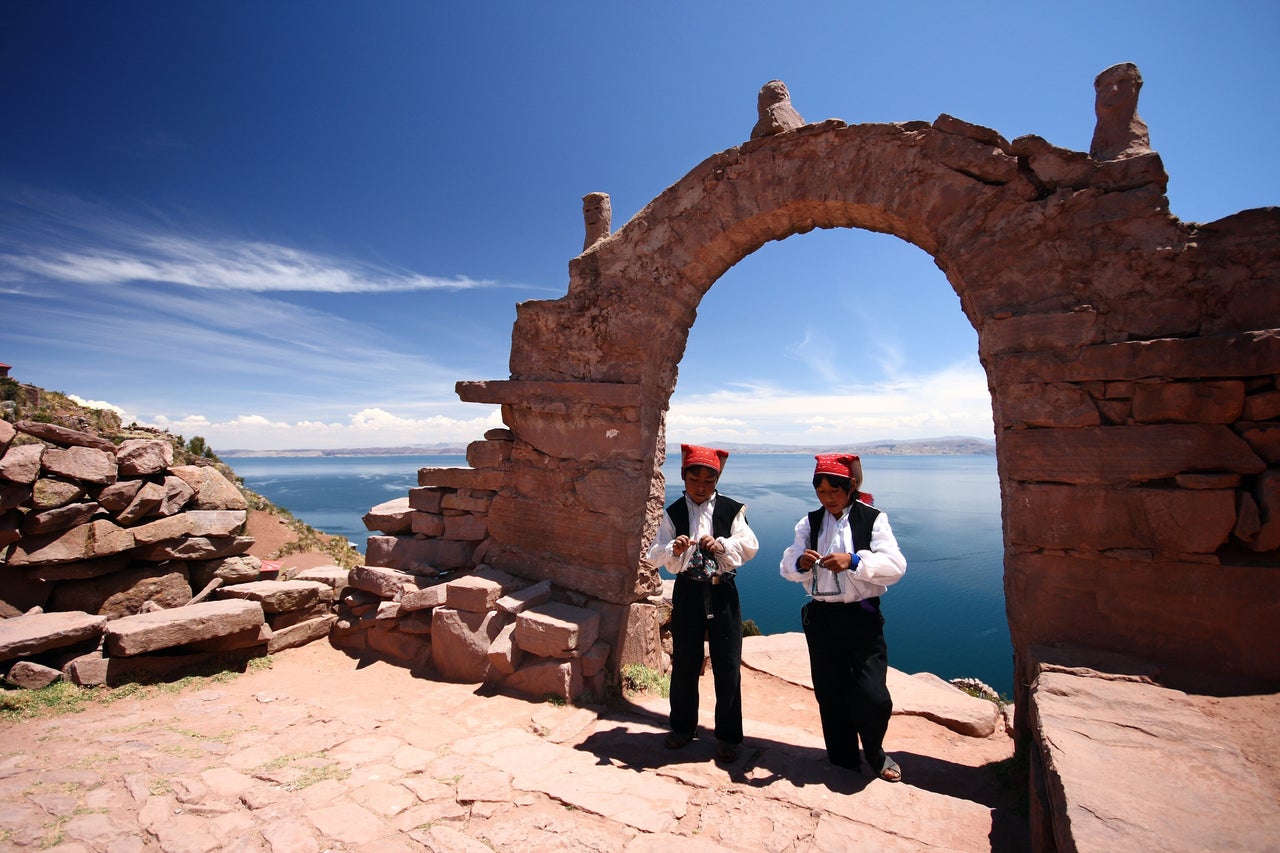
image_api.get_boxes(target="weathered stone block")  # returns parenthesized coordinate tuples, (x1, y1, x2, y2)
(513, 602, 600, 659)
(214, 579, 331, 613)
(1001, 424, 1264, 485)
(41, 446, 117, 485)
(446, 574, 505, 613)
(267, 615, 338, 654)
(189, 554, 262, 589)
(408, 487, 446, 513)
(365, 535, 472, 573)
(487, 621, 522, 675)
(367, 624, 430, 665)
(105, 599, 264, 656)
(1131, 380, 1245, 424)
(430, 607, 506, 682)
(1006, 483, 1236, 555)
(6, 519, 135, 567)
(0, 611, 107, 662)
(30, 478, 85, 510)
(410, 511, 445, 537)
(5, 660, 63, 689)
(441, 490, 494, 513)
(0, 444, 43, 484)
(115, 439, 173, 476)
(466, 439, 512, 470)
(293, 566, 350, 597)
(135, 535, 252, 562)
(400, 580, 450, 612)
(168, 465, 247, 510)
(503, 657, 583, 703)
(49, 564, 192, 619)
(116, 481, 166, 525)
(21, 501, 98, 535)
(15, 421, 114, 451)
(443, 514, 487, 542)
(495, 579, 552, 615)
(418, 467, 505, 491)
(348, 564, 418, 600)
(362, 497, 413, 534)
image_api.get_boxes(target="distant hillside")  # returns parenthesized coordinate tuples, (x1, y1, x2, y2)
(220, 437, 995, 458)
(219, 444, 469, 458)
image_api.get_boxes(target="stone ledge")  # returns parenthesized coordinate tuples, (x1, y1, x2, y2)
(455, 379, 642, 409)
(1030, 664, 1280, 852)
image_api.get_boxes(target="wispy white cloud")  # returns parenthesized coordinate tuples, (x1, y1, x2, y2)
(142, 406, 505, 451)
(4, 235, 501, 294)
(0, 190, 527, 294)
(667, 360, 994, 445)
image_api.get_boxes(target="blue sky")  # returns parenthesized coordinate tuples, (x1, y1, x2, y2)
(2, 1, 1277, 451)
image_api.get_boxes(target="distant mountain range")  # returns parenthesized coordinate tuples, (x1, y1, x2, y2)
(218, 437, 995, 458)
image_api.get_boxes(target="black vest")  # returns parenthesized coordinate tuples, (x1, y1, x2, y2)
(667, 494, 745, 539)
(807, 501, 880, 552)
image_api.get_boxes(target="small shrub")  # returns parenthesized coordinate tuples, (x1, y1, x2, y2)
(620, 663, 670, 699)
(742, 619, 762, 637)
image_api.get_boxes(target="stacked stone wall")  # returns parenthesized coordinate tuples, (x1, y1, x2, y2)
(350, 426, 665, 701)
(0, 418, 340, 687)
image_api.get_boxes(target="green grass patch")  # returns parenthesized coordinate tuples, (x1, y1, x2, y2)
(619, 664, 670, 699)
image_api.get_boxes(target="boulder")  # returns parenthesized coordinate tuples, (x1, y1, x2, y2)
(5, 660, 63, 689)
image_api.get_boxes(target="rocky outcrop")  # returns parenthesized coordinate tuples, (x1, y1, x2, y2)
(0, 420, 344, 686)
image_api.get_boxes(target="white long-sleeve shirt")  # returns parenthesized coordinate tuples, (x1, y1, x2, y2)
(646, 492, 759, 576)
(779, 503, 906, 603)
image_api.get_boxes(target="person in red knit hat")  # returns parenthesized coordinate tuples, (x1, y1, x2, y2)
(647, 443, 759, 763)
(780, 453, 907, 782)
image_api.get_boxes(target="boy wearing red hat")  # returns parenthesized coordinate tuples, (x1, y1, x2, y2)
(780, 453, 907, 782)
(647, 443, 759, 763)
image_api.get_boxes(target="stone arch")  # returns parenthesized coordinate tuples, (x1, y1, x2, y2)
(454, 84, 1280, 715)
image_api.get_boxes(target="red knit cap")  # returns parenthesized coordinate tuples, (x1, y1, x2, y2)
(681, 444, 729, 473)
(814, 453, 862, 486)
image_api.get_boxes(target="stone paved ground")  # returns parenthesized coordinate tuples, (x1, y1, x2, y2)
(0, 640, 1029, 852)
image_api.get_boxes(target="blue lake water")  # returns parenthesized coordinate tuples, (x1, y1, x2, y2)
(229, 452, 1012, 696)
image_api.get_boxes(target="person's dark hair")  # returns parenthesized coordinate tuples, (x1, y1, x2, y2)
(812, 473, 854, 492)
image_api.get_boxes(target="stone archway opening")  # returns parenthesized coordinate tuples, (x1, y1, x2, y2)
(446, 73, 1278, 712)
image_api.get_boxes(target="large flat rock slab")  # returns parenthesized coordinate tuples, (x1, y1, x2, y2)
(104, 599, 265, 656)
(741, 632, 1000, 737)
(1031, 669, 1280, 852)
(0, 610, 107, 662)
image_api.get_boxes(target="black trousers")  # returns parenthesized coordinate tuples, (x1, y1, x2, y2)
(669, 573, 743, 744)
(801, 599, 892, 770)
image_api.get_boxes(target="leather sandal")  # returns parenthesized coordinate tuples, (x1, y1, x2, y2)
(877, 756, 902, 782)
